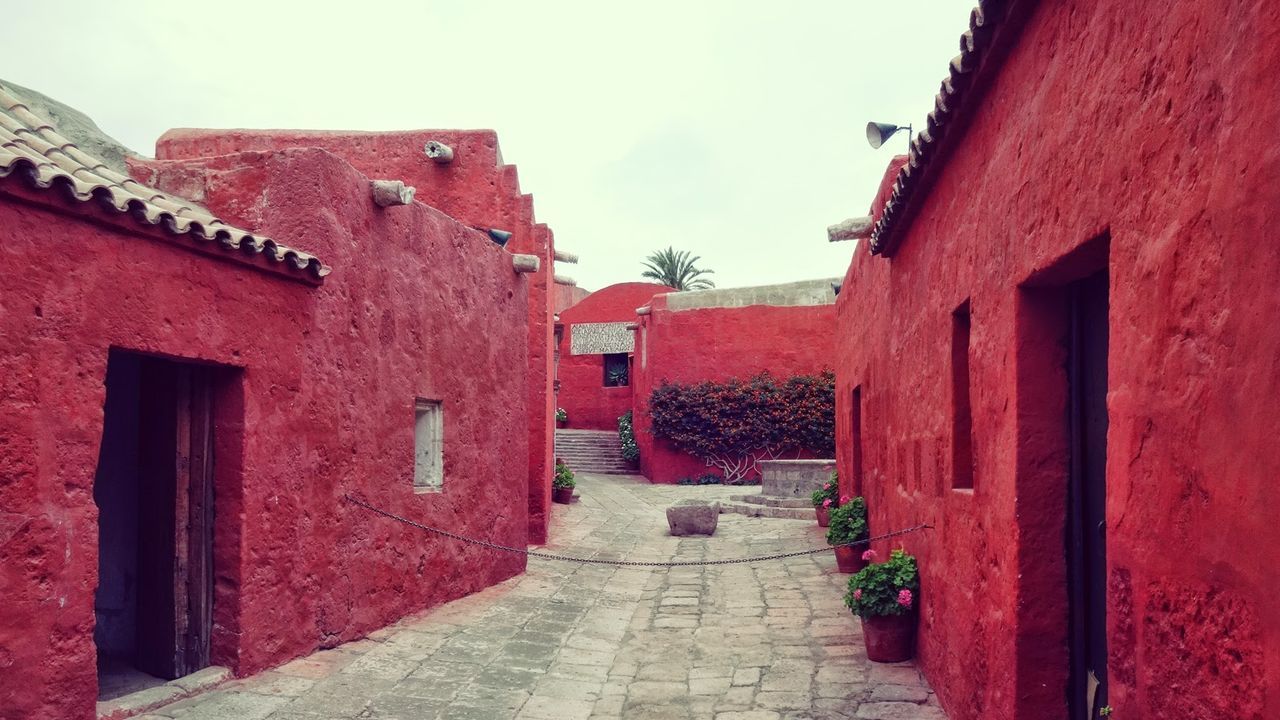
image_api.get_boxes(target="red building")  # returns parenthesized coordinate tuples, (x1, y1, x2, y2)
(631, 280, 837, 483)
(832, 2, 1279, 719)
(0, 83, 552, 718)
(555, 282, 673, 431)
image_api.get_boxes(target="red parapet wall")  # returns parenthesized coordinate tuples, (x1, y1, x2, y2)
(0, 147, 531, 719)
(832, 2, 1280, 718)
(631, 286, 837, 484)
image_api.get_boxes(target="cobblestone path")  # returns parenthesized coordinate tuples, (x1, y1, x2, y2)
(143, 474, 944, 720)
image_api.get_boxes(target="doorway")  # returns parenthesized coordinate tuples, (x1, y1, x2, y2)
(94, 351, 215, 699)
(1066, 270, 1109, 719)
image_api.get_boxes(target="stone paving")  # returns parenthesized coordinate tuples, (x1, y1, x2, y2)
(140, 474, 944, 720)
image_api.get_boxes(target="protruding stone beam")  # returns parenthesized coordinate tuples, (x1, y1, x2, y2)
(512, 254, 541, 273)
(553, 248, 579, 264)
(423, 140, 455, 164)
(554, 273, 577, 286)
(371, 180, 414, 207)
(827, 215, 873, 242)
(636, 306, 652, 316)
(625, 322, 640, 331)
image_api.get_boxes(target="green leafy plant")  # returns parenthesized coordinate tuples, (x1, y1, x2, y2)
(618, 411, 640, 462)
(553, 460, 576, 490)
(812, 470, 840, 508)
(607, 366, 629, 387)
(825, 496, 868, 546)
(675, 473, 724, 486)
(556, 407, 568, 423)
(640, 246, 716, 290)
(647, 370, 835, 483)
(844, 548, 920, 618)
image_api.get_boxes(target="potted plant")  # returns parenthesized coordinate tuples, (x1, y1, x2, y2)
(552, 460, 576, 504)
(825, 496, 868, 573)
(811, 471, 840, 527)
(556, 407, 568, 428)
(845, 548, 920, 662)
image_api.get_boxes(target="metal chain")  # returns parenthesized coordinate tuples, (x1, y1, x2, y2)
(345, 494, 931, 568)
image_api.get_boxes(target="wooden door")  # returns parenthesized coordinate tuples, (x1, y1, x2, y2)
(1067, 270, 1109, 719)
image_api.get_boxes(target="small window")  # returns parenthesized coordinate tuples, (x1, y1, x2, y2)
(603, 353, 629, 387)
(414, 399, 443, 492)
(851, 385, 864, 491)
(951, 301, 975, 490)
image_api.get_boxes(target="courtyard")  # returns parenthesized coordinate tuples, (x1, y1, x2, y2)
(132, 475, 942, 720)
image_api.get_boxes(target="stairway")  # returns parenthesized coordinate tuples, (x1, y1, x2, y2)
(555, 429, 634, 475)
(717, 494, 815, 520)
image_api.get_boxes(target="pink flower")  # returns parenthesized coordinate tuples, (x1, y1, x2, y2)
(897, 589, 913, 608)
(852, 589, 862, 600)
(822, 498, 832, 508)
(840, 495, 850, 504)
(861, 549, 877, 562)
(824, 483, 832, 490)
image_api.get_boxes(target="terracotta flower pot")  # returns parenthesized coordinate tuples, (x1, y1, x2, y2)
(832, 545, 867, 573)
(815, 506, 831, 527)
(552, 486, 574, 504)
(861, 612, 917, 663)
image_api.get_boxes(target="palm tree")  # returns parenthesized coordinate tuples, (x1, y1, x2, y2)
(641, 247, 716, 291)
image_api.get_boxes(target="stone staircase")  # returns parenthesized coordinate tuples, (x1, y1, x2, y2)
(555, 429, 634, 475)
(718, 493, 816, 520)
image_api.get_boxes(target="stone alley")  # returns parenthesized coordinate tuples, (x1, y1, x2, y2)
(132, 475, 942, 720)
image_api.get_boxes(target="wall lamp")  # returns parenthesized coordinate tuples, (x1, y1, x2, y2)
(866, 122, 912, 150)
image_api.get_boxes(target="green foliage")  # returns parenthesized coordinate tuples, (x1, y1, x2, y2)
(640, 246, 716, 291)
(811, 470, 840, 507)
(844, 549, 920, 618)
(675, 473, 724, 486)
(553, 460, 576, 489)
(618, 411, 640, 462)
(607, 366, 629, 387)
(555, 407, 568, 422)
(825, 497, 868, 545)
(647, 370, 835, 482)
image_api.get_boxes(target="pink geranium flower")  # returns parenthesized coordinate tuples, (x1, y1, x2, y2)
(852, 589, 862, 600)
(824, 483, 832, 490)
(897, 589, 913, 608)
(822, 498, 832, 508)
(861, 549, 877, 562)
(840, 495, 850, 504)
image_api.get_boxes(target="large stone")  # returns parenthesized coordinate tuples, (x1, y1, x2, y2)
(759, 459, 837, 499)
(666, 500, 720, 536)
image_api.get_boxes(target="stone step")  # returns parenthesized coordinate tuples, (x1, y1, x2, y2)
(731, 494, 814, 509)
(716, 501, 817, 521)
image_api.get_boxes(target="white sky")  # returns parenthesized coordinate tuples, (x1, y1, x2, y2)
(1, 1, 975, 291)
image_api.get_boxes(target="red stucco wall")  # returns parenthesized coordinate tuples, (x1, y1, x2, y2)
(632, 293, 836, 483)
(0, 147, 531, 719)
(153, 129, 557, 543)
(833, 2, 1280, 718)
(555, 282, 672, 431)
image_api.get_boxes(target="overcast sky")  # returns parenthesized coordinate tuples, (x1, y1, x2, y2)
(2, 1, 974, 291)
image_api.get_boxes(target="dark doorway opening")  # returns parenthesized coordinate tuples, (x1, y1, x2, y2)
(95, 351, 215, 699)
(1066, 270, 1109, 719)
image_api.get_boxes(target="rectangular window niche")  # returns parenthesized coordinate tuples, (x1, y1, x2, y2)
(951, 301, 975, 490)
(413, 399, 444, 492)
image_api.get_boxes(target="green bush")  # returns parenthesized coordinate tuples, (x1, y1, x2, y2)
(647, 370, 835, 482)
(675, 473, 724, 486)
(556, 407, 568, 422)
(844, 549, 920, 618)
(825, 497, 868, 546)
(553, 460, 576, 489)
(811, 470, 840, 508)
(618, 411, 640, 462)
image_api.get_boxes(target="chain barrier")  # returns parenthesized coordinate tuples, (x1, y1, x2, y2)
(345, 494, 931, 568)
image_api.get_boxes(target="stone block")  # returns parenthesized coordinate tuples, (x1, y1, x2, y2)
(759, 460, 836, 499)
(666, 500, 720, 536)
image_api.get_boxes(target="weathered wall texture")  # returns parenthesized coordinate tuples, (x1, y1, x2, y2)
(152, 129, 558, 543)
(0, 146, 531, 719)
(555, 283, 673, 431)
(833, 2, 1280, 719)
(554, 283, 592, 314)
(633, 281, 837, 483)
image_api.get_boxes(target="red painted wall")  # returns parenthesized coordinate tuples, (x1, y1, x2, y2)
(153, 129, 557, 543)
(834, 2, 1280, 718)
(556, 282, 672, 431)
(632, 293, 836, 483)
(0, 147, 531, 719)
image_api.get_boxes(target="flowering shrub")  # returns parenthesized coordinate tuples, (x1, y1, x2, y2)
(844, 549, 920, 618)
(618, 411, 640, 462)
(647, 370, 835, 482)
(811, 470, 840, 508)
(825, 496, 868, 545)
(553, 460, 576, 489)
(556, 407, 568, 423)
